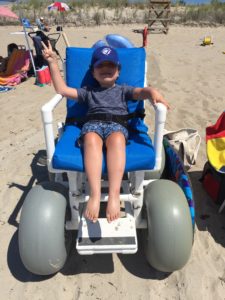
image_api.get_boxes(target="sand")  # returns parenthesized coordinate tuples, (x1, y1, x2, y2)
(0, 24, 225, 300)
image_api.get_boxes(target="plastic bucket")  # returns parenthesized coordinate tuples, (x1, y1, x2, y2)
(37, 68, 46, 84)
(203, 36, 212, 46)
(44, 66, 51, 83)
(37, 66, 51, 84)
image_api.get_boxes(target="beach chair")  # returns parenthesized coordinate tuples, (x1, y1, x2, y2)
(21, 18, 36, 31)
(18, 46, 194, 276)
(28, 30, 63, 68)
(0, 49, 30, 86)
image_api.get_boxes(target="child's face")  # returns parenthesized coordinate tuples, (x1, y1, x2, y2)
(92, 61, 119, 87)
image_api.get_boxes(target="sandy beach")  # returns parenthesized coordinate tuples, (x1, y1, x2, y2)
(0, 24, 225, 299)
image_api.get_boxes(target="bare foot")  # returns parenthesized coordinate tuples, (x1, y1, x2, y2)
(106, 197, 120, 223)
(85, 197, 100, 223)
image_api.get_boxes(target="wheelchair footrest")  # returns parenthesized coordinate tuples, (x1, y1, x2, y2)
(76, 216, 137, 255)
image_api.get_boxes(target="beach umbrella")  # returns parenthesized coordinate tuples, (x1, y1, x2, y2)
(47, 2, 70, 26)
(0, 6, 19, 19)
(47, 2, 70, 12)
(47, 2, 70, 46)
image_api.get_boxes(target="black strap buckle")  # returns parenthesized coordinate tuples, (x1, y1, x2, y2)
(105, 113, 113, 122)
(65, 109, 145, 127)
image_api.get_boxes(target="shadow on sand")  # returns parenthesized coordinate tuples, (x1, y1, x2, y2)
(188, 170, 225, 248)
(7, 151, 225, 282)
(7, 150, 51, 282)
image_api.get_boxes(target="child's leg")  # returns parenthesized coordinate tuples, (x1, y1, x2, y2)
(105, 132, 126, 223)
(83, 132, 103, 222)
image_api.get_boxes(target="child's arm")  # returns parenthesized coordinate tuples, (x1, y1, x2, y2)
(42, 41, 78, 99)
(133, 86, 170, 109)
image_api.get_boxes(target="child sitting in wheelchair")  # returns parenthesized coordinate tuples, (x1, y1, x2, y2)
(42, 42, 169, 223)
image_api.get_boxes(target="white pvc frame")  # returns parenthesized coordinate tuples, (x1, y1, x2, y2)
(41, 94, 167, 230)
(41, 53, 167, 230)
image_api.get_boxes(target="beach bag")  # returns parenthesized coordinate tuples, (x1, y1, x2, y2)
(206, 111, 225, 173)
(164, 128, 201, 169)
(201, 111, 225, 207)
(200, 161, 225, 205)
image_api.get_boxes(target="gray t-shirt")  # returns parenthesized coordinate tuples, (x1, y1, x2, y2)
(77, 84, 135, 115)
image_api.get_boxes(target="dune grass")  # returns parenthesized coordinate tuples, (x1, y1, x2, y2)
(172, 2, 225, 25)
(1, 0, 225, 26)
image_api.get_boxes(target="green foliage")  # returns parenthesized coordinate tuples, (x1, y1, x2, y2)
(174, 0, 186, 6)
(70, 0, 131, 9)
(4, 0, 225, 27)
(93, 11, 102, 25)
(178, 3, 225, 25)
(211, 0, 220, 6)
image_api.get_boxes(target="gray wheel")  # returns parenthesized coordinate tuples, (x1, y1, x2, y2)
(19, 182, 69, 275)
(144, 179, 193, 272)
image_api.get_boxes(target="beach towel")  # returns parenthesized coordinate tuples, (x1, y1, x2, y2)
(0, 49, 30, 86)
(206, 111, 225, 173)
(0, 86, 14, 93)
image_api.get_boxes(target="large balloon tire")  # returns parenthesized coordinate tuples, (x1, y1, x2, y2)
(144, 179, 193, 272)
(18, 182, 70, 275)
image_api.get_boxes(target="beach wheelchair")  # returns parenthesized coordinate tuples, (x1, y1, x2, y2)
(18, 46, 194, 275)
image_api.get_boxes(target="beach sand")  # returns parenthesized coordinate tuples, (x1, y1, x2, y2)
(0, 24, 225, 300)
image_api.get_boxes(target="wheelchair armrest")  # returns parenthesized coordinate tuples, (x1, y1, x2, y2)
(41, 94, 64, 170)
(153, 103, 167, 170)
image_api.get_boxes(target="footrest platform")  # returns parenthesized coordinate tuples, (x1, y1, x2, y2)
(76, 216, 137, 255)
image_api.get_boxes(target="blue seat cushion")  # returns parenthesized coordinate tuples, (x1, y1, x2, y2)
(52, 124, 155, 173)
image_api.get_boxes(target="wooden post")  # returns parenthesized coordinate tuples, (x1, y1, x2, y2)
(142, 26, 148, 47)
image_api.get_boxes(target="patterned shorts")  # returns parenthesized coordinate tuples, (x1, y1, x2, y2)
(80, 120, 128, 142)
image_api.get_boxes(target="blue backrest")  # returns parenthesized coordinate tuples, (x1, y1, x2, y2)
(66, 47, 147, 131)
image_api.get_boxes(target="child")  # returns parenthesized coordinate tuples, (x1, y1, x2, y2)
(42, 42, 169, 223)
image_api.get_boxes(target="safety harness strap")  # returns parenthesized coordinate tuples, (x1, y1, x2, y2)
(65, 110, 146, 128)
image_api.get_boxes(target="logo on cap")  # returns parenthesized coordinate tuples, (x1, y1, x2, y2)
(91, 46, 120, 68)
(102, 48, 112, 56)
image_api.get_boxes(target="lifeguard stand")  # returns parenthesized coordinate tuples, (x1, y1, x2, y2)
(148, 0, 171, 34)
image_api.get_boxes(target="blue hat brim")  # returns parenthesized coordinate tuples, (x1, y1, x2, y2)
(93, 58, 120, 68)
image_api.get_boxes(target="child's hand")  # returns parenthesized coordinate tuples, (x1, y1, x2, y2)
(41, 41, 57, 64)
(149, 88, 170, 109)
